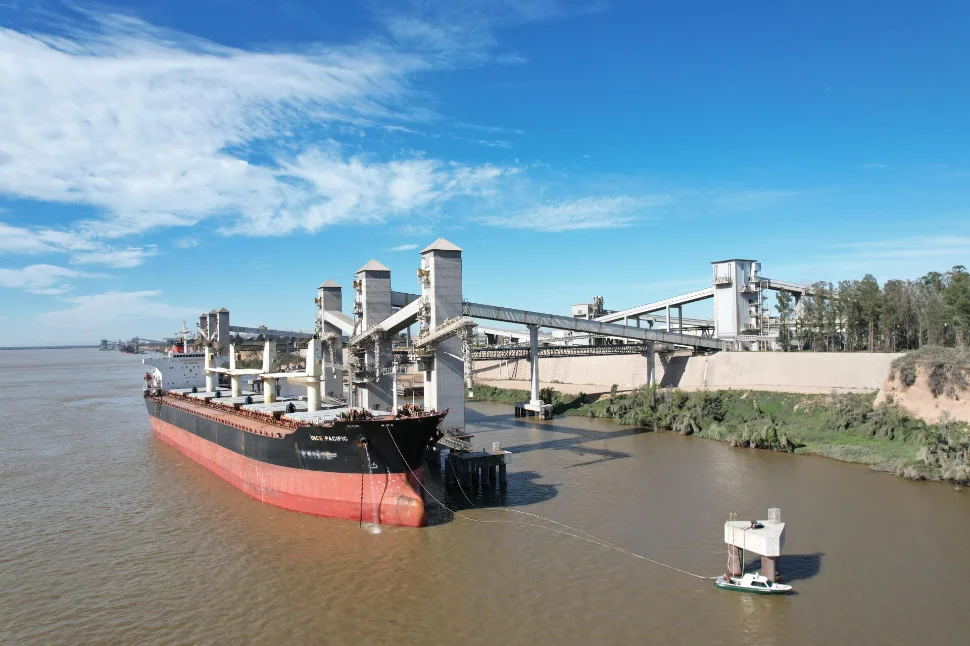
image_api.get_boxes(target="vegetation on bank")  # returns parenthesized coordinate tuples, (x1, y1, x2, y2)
(469, 383, 970, 484)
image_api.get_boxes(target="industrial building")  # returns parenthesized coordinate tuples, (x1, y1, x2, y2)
(575, 258, 817, 351)
(181, 245, 821, 433)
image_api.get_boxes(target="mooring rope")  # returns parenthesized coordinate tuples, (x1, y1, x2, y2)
(358, 449, 365, 529)
(387, 433, 716, 581)
(444, 457, 717, 580)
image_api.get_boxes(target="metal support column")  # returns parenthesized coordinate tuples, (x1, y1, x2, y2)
(528, 324, 540, 405)
(392, 365, 398, 412)
(646, 342, 656, 387)
(204, 347, 218, 393)
(263, 377, 278, 404)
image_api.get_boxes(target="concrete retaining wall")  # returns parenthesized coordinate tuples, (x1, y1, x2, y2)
(474, 351, 901, 395)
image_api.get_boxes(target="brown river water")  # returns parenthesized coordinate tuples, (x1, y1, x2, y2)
(2, 349, 968, 645)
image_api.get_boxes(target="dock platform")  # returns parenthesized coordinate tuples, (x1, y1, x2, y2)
(433, 435, 510, 489)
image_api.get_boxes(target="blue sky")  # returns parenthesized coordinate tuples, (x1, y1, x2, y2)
(1, 0, 968, 345)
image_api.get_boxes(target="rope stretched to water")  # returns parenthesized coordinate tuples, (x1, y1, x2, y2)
(387, 433, 716, 581)
(444, 457, 717, 580)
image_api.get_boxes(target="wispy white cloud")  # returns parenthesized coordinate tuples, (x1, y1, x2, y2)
(0, 12, 525, 242)
(389, 243, 419, 251)
(479, 195, 672, 231)
(454, 121, 526, 136)
(174, 237, 198, 249)
(0, 13, 429, 233)
(36, 290, 199, 330)
(0, 221, 159, 267)
(861, 163, 888, 169)
(71, 246, 159, 269)
(221, 145, 514, 235)
(0, 264, 99, 295)
(473, 139, 513, 148)
(381, 124, 422, 134)
(0, 222, 96, 254)
(374, 0, 605, 66)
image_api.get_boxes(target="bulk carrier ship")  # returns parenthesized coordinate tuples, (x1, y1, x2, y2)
(143, 325, 446, 528)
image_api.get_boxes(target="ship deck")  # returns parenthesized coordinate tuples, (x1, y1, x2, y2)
(159, 389, 399, 437)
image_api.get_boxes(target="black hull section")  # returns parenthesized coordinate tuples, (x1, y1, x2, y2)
(145, 398, 443, 475)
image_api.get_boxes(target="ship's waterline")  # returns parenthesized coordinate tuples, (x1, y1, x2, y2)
(2, 349, 969, 645)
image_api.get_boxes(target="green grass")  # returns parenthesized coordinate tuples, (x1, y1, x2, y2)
(469, 384, 532, 406)
(469, 383, 968, 484)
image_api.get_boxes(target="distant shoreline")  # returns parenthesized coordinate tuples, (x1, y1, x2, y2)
(0, 345, 99, 350)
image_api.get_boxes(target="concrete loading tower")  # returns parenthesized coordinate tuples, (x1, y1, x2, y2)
(419, 238, 466, 431)
(317, 279, 344, 399)
(353, 260, 394, 411)
(206, 309, 217, 345)
(712, 259, 768, 350)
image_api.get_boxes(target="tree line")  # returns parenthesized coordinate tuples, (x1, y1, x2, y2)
(775, 265, 970, 352)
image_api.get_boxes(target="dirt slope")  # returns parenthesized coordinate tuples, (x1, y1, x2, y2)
(875, 366, 970, 424)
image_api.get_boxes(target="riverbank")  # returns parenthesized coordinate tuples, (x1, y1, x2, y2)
(470, 383, 970, 484)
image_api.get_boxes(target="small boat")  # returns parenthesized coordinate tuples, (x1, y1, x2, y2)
(715, 572, 792, 595)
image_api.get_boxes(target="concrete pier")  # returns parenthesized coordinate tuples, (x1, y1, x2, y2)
(529, 325, 540, 405)
(728, 545, 743, 576)
(761, 555, 779, 582)
(724, 508, 786, 582)
(514, 401, 552, 419)
(515, 323, 553, 418)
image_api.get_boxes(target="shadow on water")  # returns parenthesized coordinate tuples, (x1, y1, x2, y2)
(743, 553, 824, 583)
(503, 425, 650, 461)
(423, 464, 558, 527)
(464, 403, 653, 470)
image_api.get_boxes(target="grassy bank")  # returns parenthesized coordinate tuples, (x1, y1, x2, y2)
(469, 384, 970, 484)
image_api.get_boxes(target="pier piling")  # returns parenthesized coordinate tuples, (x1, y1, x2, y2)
(727, 545, 743, 576)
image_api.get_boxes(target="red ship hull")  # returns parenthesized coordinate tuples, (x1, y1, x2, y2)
(150, 416, 428, 527)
